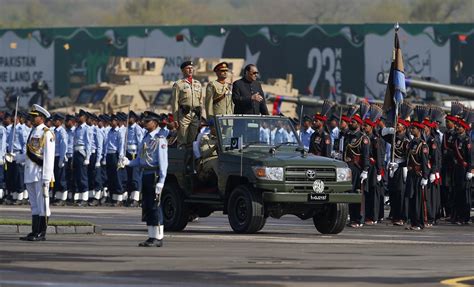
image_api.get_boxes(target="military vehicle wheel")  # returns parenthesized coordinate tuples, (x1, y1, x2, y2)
(312, 203, 348, 234)
(162, 183, 189, 231)
(227, 185, 265, 234)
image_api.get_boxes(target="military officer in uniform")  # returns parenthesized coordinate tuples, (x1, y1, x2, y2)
(0, 119, 6, 203)
(126, 111, 144, 207)
(52, 114, 68, 205)
(205, 62, 233, 117)
(452, 108, 473, 225)
(88, 113, 104, 206)
(104, 114, 125, 206)
(198, 118, 218, 185)
(72, 110, 92, 206)
(19, 104, 55, 241)
(406, 106, 431, 230)
(383, 102, 413, 225)
(343, 105, 370, 228)
(309, 100, 334, 157)
(63, 114, 76, 204)
(171, 61, 203, 147)
(299, 115, 314, 150)
(121, 111, 168, 247)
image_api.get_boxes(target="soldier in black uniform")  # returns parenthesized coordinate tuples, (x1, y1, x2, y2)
(308, 100, 334, 157)
(383, 103, 412, 226)
(440, 102, 463, 218)
(452, 108, 473, 225)
(406, 106, 431, 230)
(362, 104, 384, 225)
(343, 105, 370, 228)
(422, 106, 444, 226)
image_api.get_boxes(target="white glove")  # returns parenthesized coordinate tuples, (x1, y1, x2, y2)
(360, 171, 368, 183)
(466, 172, 472, 181)
(381, 127, 395, 136)
(0, 157, 4, 166)
(42, 181, 50, 197)
(101, 159, 106, 165)
(95, 161, 101, 168)
(64, 157, 68, 163)
(5, 153, 15, 163)
(84, 159, 90, 166)
(388, 162, 399, 178)
(420, 178, 428, 187)
(429, 173, 436, 183)
(155, 182, 164, 203)
(377, 174, 382, 182)
(402, 167, 408, 183)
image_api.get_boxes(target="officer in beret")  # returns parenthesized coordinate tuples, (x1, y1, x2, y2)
(121, 111, 168, 247)
(205, 62, 233, 117)
(171, 61, 203, 148)
(19, 104, 55, 241)
(51, 114, 68, 205)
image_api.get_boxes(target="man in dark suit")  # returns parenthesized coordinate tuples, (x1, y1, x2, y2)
(232, 64, 269, 115)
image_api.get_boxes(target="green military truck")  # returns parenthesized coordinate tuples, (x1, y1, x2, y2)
(162, 115, 359, 234)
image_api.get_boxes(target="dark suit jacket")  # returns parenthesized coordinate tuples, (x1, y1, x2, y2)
(232, 78, 269, 115)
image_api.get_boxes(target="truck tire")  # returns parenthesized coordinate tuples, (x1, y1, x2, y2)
(227, 185, 265, 234)
(162, 183, 189, 231)
(312, 203, 348, 234)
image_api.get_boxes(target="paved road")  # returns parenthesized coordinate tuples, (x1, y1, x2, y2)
(0, 206, 473, 287)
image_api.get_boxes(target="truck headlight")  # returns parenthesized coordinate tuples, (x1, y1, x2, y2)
(252, 166, 284, 181)
(336, 167, 352, 182)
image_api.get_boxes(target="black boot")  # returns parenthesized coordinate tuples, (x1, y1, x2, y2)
(28, 216, 47, 241)
(138, 238, 163, 247)
(20, 215, 39, 241)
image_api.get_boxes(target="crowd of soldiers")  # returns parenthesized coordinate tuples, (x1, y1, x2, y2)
(4, 60, 473, 245)
(301, 100, 473, 230)
(0, 108, 177, 209)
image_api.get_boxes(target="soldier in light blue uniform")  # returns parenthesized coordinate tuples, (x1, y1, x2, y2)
(104, 114, 125, 206)
(5, 112, 28, 205)
(63, 115, 76, 204)
(99, 114, 110, 203)
(273, 120, 289, 144)
(126, 111, 144, 207)
(87, 113, 104, 206)
(52, 114, 68, 205)
(300, 115, 314, 150)
(0, 119, 7, 203)
(121, 111, 168, 247)
(73, 110, 92, 206)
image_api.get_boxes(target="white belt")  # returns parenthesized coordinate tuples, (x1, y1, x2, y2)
(127, 144, 137, 152)
(394, 158, 406, 164)
(74, 146, 85, 151)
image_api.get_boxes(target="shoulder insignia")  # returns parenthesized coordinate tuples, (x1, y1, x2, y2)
(325, 138, 331, 145)
(423, 147, 429, 154)
(363, 137, 369, 145)
(432, 143, 437, 150)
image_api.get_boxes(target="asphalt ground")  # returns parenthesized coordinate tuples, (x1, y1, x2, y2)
(0, 205, 473, 287)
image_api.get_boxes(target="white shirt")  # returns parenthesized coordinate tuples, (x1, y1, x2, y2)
(23, 123, 55, 184)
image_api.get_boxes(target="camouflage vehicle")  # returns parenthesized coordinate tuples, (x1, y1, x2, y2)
(51, 57, 170, 114)
(162, 114, 359, 234)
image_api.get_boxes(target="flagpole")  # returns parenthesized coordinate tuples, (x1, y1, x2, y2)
(390, 23, 400, 164)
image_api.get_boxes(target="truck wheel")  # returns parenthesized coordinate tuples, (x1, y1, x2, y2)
(162, 183, 189, 231)
(312, 203, 348, 234)
(227, 185, 265, 234)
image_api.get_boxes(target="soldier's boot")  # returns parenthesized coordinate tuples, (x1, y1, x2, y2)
(20, 215, 39, 241)
(129, 191, 140, 207)
(28, 216, 47, 241)
(138, 226, 162, 247)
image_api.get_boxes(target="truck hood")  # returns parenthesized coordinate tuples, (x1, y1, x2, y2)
(222, 149, 348, 168)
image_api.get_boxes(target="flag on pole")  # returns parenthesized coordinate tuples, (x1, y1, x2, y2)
(383, 23, 406, 112)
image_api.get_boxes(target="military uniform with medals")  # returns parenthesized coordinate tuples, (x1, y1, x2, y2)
(308, 128, 331, 157)
(205, 62, 233, 117)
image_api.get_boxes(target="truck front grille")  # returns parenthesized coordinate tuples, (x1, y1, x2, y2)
(285, 167, 336, 183)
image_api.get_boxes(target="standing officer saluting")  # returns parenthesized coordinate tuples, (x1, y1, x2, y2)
(19, 104, 55, 241)
(120, 111, 168, 247)
(171, 61, 203, 148)
(205, 61, 233, 117)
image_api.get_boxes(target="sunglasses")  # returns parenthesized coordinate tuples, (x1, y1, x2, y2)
(251, 71, 259, 75)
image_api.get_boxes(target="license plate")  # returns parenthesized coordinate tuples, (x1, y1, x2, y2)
(308, 193, 328, 202)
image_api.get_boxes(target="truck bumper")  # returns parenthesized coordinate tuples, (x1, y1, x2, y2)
(262, 192, 361, 204)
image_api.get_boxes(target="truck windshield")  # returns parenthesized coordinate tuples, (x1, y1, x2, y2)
(218, 117, 301, 149)
(76, 89, 108, 104)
